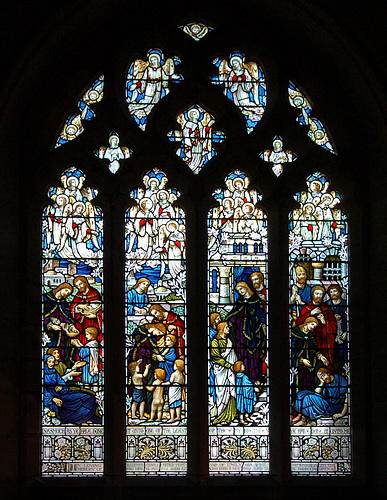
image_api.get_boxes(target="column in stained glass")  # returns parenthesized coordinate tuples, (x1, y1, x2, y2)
(211, 52, 266, 134)
(125, 168, 187, 476)
(41, 167, 104, 476)
(126, 49, 183, 130)
(208, 170, 269, 475)
(289, 171, 350, 475)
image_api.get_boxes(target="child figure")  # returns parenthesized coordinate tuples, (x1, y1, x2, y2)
(163, 359, 185, 423)
(71, 326, 100, 392)
(128, 359, 151, 420)
(234, 360, 258, 424)
(155, 333, 177, 381)
(146, 368, 166, 421)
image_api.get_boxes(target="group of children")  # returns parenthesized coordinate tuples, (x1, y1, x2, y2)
(128, 357, 185, 423)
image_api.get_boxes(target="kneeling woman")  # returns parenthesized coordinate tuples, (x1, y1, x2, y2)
(44, 355, 101, 425)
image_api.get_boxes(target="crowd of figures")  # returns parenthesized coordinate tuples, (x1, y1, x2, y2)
(44, 168, 102, 260)
(125, 170, 187, 426)
(210, 176, 264, 235)
(126, 171, 186, 279)
(209, 272, 267, 426)
(42, 167, 103, 428)
(127, 296, 186, 424)
(291, 179, 343, 243)
(43, 276, 103, 426)
(290, 265, 349, 427)
(289, 172, 349, 429)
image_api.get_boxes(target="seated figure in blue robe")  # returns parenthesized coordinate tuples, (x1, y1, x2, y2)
(293, 367, 348, 426)
(44, 355, 101, 425)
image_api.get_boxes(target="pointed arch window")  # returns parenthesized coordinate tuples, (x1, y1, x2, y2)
(39, 18, 353, 481)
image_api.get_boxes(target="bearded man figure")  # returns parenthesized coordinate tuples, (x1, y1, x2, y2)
(70, 276, 102, 343)
(226, 281, 267, 385)
(297, 285, 337, 369)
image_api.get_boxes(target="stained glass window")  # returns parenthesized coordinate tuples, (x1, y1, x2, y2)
(55, 76, 104, 148)
(42, 18, 354, 482)
(289, 171, 350, 475)
(126, 49, 183, 130)
(211, 52, 266, 133)
(208, 170, 269, 475)
(125, 169, 187, 475)
(42, 167, 104, 475)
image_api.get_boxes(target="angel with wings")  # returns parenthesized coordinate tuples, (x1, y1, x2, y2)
(157, 220, 186, 278)
(96, 132, 131, 174)
(170, 106, 217, 174)
(126, 49, 183, 129)
(67, 201, 102, 259)
(213, 52, 266, 131)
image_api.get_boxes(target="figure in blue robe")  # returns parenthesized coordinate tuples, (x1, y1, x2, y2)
(44, 355, 101, 425)
(294, 372, 347, 421)
(235, 371, 257, 414)
(159, 346, 177, 382)
(126, 278, 150, 315)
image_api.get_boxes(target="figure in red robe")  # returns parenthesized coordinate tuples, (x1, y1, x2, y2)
(70, 276, 103, 343)
(297, 285, 337, 369)
(149, 304, 185, 358)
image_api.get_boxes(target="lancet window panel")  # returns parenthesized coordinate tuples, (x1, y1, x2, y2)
(41, 167, 104, 476)
(207, 170, 269, 475)
(125, 168, 187, 476)
(289, 171, 351, 476)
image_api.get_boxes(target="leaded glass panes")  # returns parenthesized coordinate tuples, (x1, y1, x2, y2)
(167, 104, 225, 174)
(288, 82, 336, 154)
(125, 168, 187, 475)
(289, 171, 351, 475)
(42, 167, 104, 475)
(259, 136, 297, 177)
(126, 49, 183, 130)
(179, 22, 213, 41)
(211, 52, 266, 134)
(55, 76, 104, 148)
(95, 132, 132, 174)
(208, 170, 269, 475)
